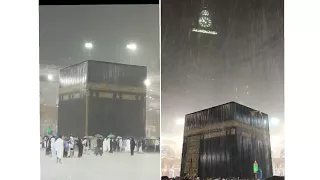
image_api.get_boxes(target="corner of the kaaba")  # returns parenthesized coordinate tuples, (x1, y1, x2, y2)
(57, 62, 88, 138)
(180, 101, 273, 179)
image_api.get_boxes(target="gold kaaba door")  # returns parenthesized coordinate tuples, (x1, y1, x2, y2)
(184, 135, 201, 177)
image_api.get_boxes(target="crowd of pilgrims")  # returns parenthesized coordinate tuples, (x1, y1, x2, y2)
(41, 134, 160, 163)
(161, 176, 243, 180)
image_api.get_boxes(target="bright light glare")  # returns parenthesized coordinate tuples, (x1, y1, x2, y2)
(176, 118, 185, 125)
(271, 135, 282, 145)
(47, 74, 53, 81)
(192, 28, 218, 35)
(84, 42, 93, 49)
(126, 43, 137, 51)
(144, 79, 150, 87)
(270, 117, 280, 126)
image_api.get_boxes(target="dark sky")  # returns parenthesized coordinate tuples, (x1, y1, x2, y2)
(161, 0, 284, 134)
(39, 5, 160, 110)
(40, 5, 159, 73)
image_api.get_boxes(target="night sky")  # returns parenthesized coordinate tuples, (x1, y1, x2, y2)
(161, 0, 284, 136)
(40, 5, 159, 73)
(39, 5, 160, 110)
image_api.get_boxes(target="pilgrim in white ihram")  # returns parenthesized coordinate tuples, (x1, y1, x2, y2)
(54, 136, 64, 163)
(50, 136, 55, 157)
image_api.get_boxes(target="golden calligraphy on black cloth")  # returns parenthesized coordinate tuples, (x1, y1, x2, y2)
(202, 128, 236, 139)
(59, 82, 145, 101)
(242, 131, 252, 138)
(184, 120, 269, 137)
(59, 82, 146, 94)
(200, 128, 267, 141)
(184, 135, 201, 177)
(203, 130, 226, 139)
(122, 94, 136, 100)
(99, 92, 113, 98)
(60, 91, 144, 101)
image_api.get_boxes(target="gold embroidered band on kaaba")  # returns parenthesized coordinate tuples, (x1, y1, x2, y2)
(59, 82, 146, 94)
(184, 120, 269, 137)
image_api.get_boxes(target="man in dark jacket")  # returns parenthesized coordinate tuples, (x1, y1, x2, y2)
(76, 137, 83, 158)
(130, 137, 136, 156)
(109, 139, 114, 153)
(95, 138, 103, 156)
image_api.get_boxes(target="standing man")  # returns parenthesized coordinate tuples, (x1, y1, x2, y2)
(138, 139, 144, 154)
(82, 138, 89, 155)
(130, 137, 136, 156)
(45, 137, 50, 155)
(95, 137, 103, 156)
(50, 136, 56, 157)
(109, 138, 114, 153)
(155, 138, 160, 152)
(76, 137, 83, 158)
(106, 138, 111, 152)
(54, 135, 64, 163)
(69, 136, 74, 157)
(103, 138, 108, 152)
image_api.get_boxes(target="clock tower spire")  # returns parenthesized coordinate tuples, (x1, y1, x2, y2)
(191, 7, 218, 35)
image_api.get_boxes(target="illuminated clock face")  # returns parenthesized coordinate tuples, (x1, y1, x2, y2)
(198, 16, 212, 28)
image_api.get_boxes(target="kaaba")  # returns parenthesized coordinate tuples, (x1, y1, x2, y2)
(180, 102, 273, 179)
(58, 60, 147, 138)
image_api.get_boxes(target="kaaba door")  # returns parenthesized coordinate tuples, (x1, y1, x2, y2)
(184, 135, 201, 177)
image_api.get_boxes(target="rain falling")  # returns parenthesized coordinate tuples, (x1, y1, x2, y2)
(161, 0, 284, 178)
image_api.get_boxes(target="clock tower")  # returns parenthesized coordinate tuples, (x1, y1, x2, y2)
(192, 8, 217, 35)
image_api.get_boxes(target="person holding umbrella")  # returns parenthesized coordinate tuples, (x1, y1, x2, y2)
(116, 136, 122, 152)
(82, 136, 90, 155)
(118, 137, 123, 152)
(94, 134, 103, 156)
(103, 137, 108, 152)
(107, 134, 115, 153)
